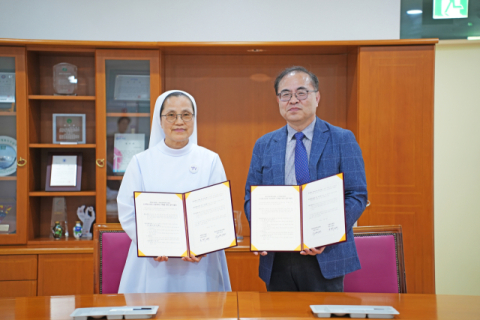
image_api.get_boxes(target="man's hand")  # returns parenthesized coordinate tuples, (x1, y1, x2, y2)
(182, 254, 205, 263)
(154, 256, 168, 262)
(300, 246, 325, 256)
(253, 251, 268, 256)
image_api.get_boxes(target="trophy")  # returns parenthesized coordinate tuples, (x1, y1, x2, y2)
(77, 205, 95, 239)
(51, 197, 68, 238)
(234, 210, 243, 241)
(53, 62, 77, 95)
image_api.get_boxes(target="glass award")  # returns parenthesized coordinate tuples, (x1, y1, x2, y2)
(53, 62, 78, 95)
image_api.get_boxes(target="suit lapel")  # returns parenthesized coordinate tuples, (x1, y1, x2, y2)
(309, 118, 329, 181)
(272, 126, 287, 185)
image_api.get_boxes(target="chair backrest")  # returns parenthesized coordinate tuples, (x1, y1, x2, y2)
(344, 225, 407, 293)
(94, 223, 131, 294)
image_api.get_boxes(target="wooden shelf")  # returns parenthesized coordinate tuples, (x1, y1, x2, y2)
(0, 245, 93, 255)
(0, 112, 16, 116)
(26, 237, 94, 248)
(28, 95, 95, 101)
(226, 236, 251, 252)
(0, 176, 16, 181)
(29, 143, 96, 149)
(107, 112, 150, 117)
(29, 191, 96, 197)
(107, 176, 123, 180)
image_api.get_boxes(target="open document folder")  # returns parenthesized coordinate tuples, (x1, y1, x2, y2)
(250, 173, 346, 252)
(134, 181, 237, 258)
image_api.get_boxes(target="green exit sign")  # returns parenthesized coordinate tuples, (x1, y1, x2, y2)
(433, 0, 469, 19)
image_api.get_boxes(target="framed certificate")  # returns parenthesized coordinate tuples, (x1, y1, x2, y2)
(114, 75, 150, 101)
(113, 133, 145, 173)
(52, 114, 86, 144)
(0, 72, 15, 104)
(45, 153, 83, 192)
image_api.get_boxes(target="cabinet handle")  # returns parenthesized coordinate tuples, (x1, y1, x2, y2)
(17, 157, 27, 167)
(366, 200, 371, 207)
(96, 159, 105, 168)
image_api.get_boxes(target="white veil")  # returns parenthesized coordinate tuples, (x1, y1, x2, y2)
(149, 90, 198, 148)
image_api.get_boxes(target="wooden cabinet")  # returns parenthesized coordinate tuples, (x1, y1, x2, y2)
(0, 39, 436, 295)
(0, 47, 28, 245)
(38, 253, 93, 296)
(95, 50, 160, 223)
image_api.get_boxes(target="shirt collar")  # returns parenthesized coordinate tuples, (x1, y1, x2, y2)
(287, 118, 316, 141)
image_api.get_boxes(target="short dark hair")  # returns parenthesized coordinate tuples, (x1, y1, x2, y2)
(117, 116, 131, 124)
(159, 92, 195, 117)
(274, 66, 319, 94)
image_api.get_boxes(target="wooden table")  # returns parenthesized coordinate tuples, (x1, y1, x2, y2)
(237, 292, 480, 319)
(0, 292, 479, 319)
(0, 292, 238, 320)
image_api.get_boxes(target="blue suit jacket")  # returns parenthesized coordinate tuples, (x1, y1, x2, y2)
(244, 117, 368, 285)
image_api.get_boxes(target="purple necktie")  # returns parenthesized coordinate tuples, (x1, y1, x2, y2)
(294, 132, 310, 185)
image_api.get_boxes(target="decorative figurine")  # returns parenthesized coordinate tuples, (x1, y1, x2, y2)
(52, 221, 63, 240)
(73, 221, 82, 239)
(77, 205, 95, 239)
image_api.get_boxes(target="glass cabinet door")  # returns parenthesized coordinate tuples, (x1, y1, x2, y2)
(0, 47, 27, 244)
(96, 50, 160, 223)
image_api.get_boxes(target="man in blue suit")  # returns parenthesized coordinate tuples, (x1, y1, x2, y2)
(244, 66, 367, 292)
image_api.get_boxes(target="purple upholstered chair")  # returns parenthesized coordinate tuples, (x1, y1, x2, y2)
(94, 224, 131, 294)
(344, 225, 407, 293)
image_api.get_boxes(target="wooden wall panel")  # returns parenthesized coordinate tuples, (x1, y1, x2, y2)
(38, 253, 94, 296)
(165, 54, 347, 236)
(357, 46, 435, 293)
(0, 281, 37, 297)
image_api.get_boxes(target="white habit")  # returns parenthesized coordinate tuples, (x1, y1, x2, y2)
(117, 90, 231, 293)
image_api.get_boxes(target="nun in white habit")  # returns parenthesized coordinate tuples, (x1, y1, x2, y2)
(117, 90, 231, 293)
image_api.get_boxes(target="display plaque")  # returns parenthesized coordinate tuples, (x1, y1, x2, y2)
(53, 114, 86, 144)
(46, 152, 82, 192)
(53, 62, 77, 95)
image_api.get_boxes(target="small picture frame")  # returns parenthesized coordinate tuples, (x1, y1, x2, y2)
(52, 114, 86, 144)
(46, 152, 82, 192)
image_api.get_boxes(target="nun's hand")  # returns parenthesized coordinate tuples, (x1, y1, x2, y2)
(253, 251, 268, 256)
(182, 254, 205, 263)
(154, 256, 168, 262)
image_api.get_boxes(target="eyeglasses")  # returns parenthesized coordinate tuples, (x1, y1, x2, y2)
(161, 112, 195, 123)
(277, 89, 318, 102)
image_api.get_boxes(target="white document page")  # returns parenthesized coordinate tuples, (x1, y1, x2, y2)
(302, 174, 346, 248)
(50, 155, 77, 186)
(185, 182, 236, 256)
(250, 186, 301, 251)
(134, 192, 188, 257)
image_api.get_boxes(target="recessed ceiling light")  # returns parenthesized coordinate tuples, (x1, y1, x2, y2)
(407, 9, 422, 15)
